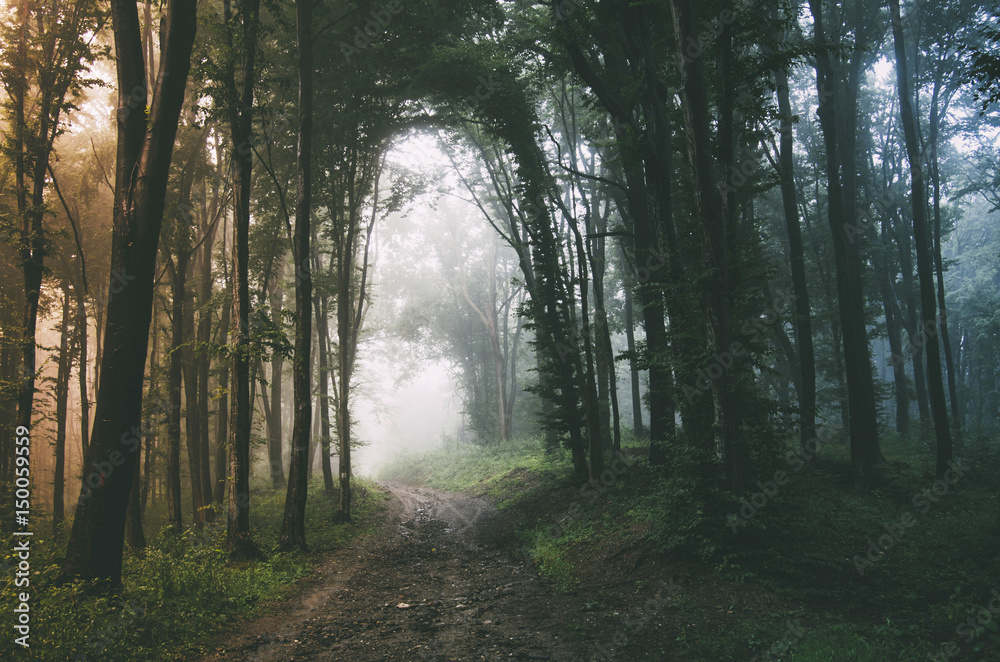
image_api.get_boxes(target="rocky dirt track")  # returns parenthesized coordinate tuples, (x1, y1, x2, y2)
(198, 483, 597, 661)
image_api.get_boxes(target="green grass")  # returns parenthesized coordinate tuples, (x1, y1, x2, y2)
(378, 435, 573, 498)
(0, 476, 386, 661)
(374, 425, 1000, 661)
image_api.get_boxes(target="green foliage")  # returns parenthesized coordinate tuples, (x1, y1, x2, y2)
(0, 478, 385, 661)
(378, 434, 571, 494)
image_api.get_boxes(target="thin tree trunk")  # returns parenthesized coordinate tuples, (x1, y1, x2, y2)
(890, 0, 952, 476)
(53, 285, 72, 532)
(197, 215, 217, 506)
(223, 0, 262, 556)
(166, 256, 187, 532)
(76, 281, 90, 457)
(928, 83, 960, 427)
(125, 447, 145, 551)
(214, 276, 230, 504)
(622, 256, 644, 438)
(775, 57, 817, 447)
(268, 271, 286, 487)
(278, 0, 313, 551)
(314, 289, 336, 495)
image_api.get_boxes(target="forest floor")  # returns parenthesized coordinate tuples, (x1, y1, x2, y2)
(193, 480, 796, 662)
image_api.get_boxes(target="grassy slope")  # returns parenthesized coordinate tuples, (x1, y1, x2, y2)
(0, 477, 387, 661)
(380, 431, 1000, 661)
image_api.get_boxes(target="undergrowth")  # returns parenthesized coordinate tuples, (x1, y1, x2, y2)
(381, 425, 1000, 660)
(0, 476, 386, 661)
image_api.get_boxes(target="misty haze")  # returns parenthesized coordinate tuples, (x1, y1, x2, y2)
(0, 0, 999, 660)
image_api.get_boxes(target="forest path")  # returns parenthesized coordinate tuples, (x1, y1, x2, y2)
(196, 483, 590, 661)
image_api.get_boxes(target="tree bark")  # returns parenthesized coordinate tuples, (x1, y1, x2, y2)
(622, 257, 644, 438)
(278, 0, 313, 552)
(775, 56, 817, 447)
(59, 0, 197, 589)
(928, 80, 960, 427)
(890, 0, 952, 476)
(669, 0, 744, 492)
(808, 0, 882, 482)
(53, 285, 72, 532)
(223, 0, 262, 555)
(268, 268, 286, 487)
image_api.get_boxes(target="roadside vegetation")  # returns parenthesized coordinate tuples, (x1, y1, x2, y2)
(380, 430, 1000, 661)
(0, 478, 386, 662)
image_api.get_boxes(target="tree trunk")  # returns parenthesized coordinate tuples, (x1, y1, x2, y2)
(278, 0, 313, 552)
(125, 448, 145, 551)
(622, 256, 644, 438)
(53, 285, 72, 532)
(182, 283, 205, 524)
(167, 256, 187, 533)
(268, 271, 286, 487)
(775, 57, 817, 447)
(75, 280, 90, 457)
(314, 289, 336, 495)
(808, 0, 882, 482)
(670, 0, 744, 492)
(928, 82, 960, 427)
(223, 0, 262, 555)
(896, 210, 931, 420)
(890, 0, 951, 476)
(59, 0, 197, 589)
(214, 278, 230, 504)
(197, 214, 217, 506)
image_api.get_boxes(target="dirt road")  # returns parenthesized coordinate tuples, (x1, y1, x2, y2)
(199, 483, 594, 661)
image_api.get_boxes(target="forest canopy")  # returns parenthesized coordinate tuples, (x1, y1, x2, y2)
(0, 0, 999, 658)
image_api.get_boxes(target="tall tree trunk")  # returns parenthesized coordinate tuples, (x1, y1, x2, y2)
(928, 82, 960, 427)
(125, 447, 145, 551)
(59, 0, 197, 589)
(670, 0, 744, 492)
(622, 264, 644, 438)
(141, 295, 158, 514)
(182, 282, 205, 524)
(877, 217, 910, 435)
(75, 280, 90, 457)
(890, 0, 951, 476)
(278, 0, 313, 551)
(897, 211, 931, 420)
(565, 210, 604, 481)
(314, 289, 336, 495)
(197, 215, 217, 506)
(53, 285, 72, 532)
(223, 0, 262, 555)
(268, 269, 286, 487)
(166, 256, 187, 532)
(775, 56, 817, 447)
(214, 279, 230, 504)
(808, 0, 882, 483)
